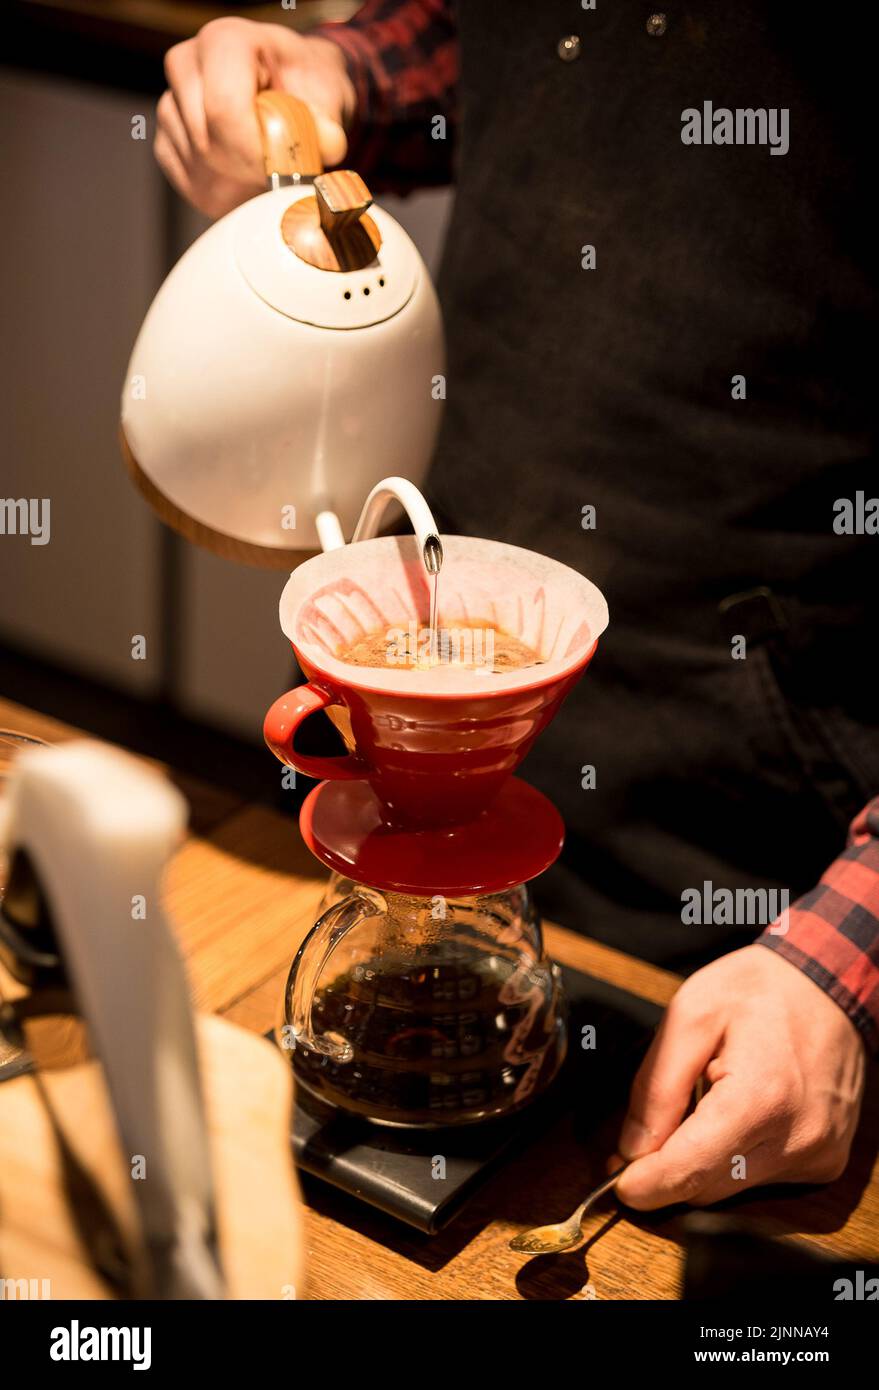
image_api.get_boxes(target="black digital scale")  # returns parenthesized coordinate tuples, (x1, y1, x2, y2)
(286, 965, 663, 1233)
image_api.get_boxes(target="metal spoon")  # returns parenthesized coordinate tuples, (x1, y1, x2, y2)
(509, 1162, 629, 1255)
(509, 1077, 708, 1255)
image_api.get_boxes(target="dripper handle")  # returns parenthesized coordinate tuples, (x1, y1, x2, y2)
(264, 684, 367, 782)
(282, 891, 384, 1062)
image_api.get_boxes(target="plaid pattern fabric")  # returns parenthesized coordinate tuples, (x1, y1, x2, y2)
(759, 798, 879, 1054)
(315, 0, 458, 191)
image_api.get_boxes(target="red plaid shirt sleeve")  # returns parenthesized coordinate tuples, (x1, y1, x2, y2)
(758, 797, 879, 1054)
(314, 0, 458, 191)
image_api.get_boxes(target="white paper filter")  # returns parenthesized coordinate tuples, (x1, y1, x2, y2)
(278, 535, 609, 695)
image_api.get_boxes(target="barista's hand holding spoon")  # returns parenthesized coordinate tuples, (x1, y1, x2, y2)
(157, 19, 352, 218)
(611, 945, 865, 1208)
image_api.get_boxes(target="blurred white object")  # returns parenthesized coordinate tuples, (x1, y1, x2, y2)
(0, 730, 49, 1076)
(3, 740, 223, 1298)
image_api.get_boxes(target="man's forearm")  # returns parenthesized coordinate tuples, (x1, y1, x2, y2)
(315, 0, 458, 192)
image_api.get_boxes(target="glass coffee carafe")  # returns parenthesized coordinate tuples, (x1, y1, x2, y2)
(280, 875, 567, 1128)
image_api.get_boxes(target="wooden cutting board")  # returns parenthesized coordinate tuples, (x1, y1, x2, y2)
(0, 1012, 305, 1300)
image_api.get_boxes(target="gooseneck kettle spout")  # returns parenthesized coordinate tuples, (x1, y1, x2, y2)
(351, 476, 443, 575)
(316, 475, 443, 581)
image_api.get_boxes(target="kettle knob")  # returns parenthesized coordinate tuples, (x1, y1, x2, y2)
(314, 171, 373, 233)
(281, 171, 382, 272)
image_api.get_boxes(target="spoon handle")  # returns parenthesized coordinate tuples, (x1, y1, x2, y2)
(577, 1161, 629, 1220)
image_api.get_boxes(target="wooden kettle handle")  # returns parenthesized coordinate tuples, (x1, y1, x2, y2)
(255, 91, 324, 180)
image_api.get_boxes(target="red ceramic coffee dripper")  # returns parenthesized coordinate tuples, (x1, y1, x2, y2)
(263, 534, 608, 893)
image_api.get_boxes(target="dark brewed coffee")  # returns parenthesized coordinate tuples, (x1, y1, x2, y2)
(290, 945, 565, 1127)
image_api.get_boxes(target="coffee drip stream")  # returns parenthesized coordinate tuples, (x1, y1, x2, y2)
(265, 500, 609, 1128)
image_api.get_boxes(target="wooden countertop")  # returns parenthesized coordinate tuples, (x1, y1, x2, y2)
(2, 694, 877, 1300)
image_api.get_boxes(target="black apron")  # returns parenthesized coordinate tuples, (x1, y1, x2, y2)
(428, 1, 879, 972)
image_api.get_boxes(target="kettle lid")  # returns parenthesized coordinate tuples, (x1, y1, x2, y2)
(233, 184, 419, 330)
(234, 93, 419, 329)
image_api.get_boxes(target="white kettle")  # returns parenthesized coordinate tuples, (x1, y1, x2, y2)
(121, 93, 445, 567)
